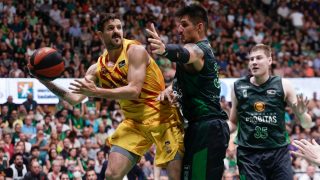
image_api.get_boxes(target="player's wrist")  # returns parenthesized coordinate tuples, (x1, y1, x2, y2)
(160, 45, 168, 56)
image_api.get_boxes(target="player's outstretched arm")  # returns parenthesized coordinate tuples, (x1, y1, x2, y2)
(39, 64, 97, 105)
(70, 45, 148, 100)
(146, 23, 204, 65)
(282, 79, 312, 129)
(228, 85, 238, 133)
(292, 139, 320, 165)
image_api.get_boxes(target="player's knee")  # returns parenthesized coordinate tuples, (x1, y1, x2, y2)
(105, 168, 123, 180)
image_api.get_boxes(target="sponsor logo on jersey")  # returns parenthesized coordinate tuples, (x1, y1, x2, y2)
(254, 101, 265, 112)
(245, 115, 277, 125)
(118, 60, 126, 68)
(239, 85, 250, 89)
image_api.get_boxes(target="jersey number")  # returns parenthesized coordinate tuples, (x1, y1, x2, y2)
(254, 126, 268, 139)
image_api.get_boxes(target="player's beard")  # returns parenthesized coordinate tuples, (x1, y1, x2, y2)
(106, 34, 122, 50)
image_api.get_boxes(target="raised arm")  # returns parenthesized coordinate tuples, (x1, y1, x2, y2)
(69, 45, 148, 100)
(282, 78, 312, 129)
(146, 23, 204, 66)
(228, 84, 238, 133)
(39, 64, 97, 105)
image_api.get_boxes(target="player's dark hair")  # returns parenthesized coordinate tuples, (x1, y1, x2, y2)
(97, 13, 121, 32)
(176, 4, 209, 31)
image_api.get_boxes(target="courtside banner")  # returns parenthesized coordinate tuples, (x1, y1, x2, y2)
(0, 78, 75, 104)
(0, 78, 319, 104)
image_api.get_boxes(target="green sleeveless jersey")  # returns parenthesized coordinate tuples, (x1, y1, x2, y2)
(234, 76, 289, 149)
(173, 40, 228, 122)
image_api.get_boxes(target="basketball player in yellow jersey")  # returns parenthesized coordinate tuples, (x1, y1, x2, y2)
(35, 13, 183, 180)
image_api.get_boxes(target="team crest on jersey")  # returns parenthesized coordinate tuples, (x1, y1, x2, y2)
(164, 141, 172, 153)
(118, 60, 126, 68)
(254, 101, 265, 112)
(266, 89, 276, 96)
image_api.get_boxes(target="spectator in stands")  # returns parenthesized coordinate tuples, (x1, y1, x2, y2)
(17, 133, 31, 154)
(85, 168, 98, 180)
(79, 146, 90, 171)
(29, 130, 48, 162)
(21, 115, 36, 140)
(47, 160, 61, 180)
(0, 148, 8, 172)
(23, 160, 48, 180)
(5, 153, 27, 180)
(3, 133, 14, 159)
(22, 93, 37, 113)
(0, 105, 9, 122)
(95, 123, 108, 147)
(60, 172, 69, 180)
(94, 150, 106, 176)
(8, 62, 22, 78)
(85, 111, 99, 133)
(297, 165, 320, 180)
(3, 96, 18, 115)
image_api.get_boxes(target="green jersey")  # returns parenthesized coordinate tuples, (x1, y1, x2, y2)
(173, 40, 228, 122)
(234, 76, 289, 149)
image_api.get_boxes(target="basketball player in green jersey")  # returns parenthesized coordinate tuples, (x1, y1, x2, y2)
(147, 4, 230, 180)
(228, 44, 312, 180)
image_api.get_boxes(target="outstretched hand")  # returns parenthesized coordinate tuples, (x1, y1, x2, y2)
(291, 139, 320, 165)
(146, 23, 166, 55)
(69, 77, 97, 96)
(291, 93, 309, 116)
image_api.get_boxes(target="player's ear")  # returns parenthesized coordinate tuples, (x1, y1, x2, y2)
(197, 22, 203, 32)
(268, 57, 272, 65)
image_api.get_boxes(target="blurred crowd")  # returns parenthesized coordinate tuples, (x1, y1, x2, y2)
(0, 0, 320, 179)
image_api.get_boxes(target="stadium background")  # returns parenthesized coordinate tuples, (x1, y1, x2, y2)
(0, 0, 320, 179)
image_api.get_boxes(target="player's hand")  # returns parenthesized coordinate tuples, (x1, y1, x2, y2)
(291, 139, 320, 165)
(69, 77, 97, 96)
(157, 86, 177, 104)
(146, 23, 166, 55)
(292, 93, 309, 116)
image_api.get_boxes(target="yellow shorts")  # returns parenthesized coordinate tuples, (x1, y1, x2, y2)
(108, 111, 184, 167)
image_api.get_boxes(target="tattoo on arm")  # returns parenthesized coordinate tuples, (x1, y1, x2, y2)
(192, 44, 204, 58)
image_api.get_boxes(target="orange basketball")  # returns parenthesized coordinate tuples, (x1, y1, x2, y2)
(28, 47, 65, 80)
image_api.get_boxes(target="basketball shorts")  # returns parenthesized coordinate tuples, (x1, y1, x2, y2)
(237, 145, 293, 180)
(182, 119, 230, 180)
(108, 112, 184, 167)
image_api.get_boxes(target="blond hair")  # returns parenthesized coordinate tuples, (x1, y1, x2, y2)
(250, 44, 272, 57)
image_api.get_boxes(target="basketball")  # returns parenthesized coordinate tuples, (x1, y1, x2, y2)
(28, 47, 65, 80)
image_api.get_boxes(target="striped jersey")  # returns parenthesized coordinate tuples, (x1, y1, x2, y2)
(96, 39, 176, 124)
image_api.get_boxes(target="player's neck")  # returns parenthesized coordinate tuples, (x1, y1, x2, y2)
(251, 73, 270, 86)
(107, 46, 123, 62)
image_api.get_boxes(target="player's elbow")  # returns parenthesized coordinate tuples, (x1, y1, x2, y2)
(129, 88, 141, 99)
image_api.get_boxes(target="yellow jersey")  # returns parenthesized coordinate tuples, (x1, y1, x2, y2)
(96, 39, 176, 124)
